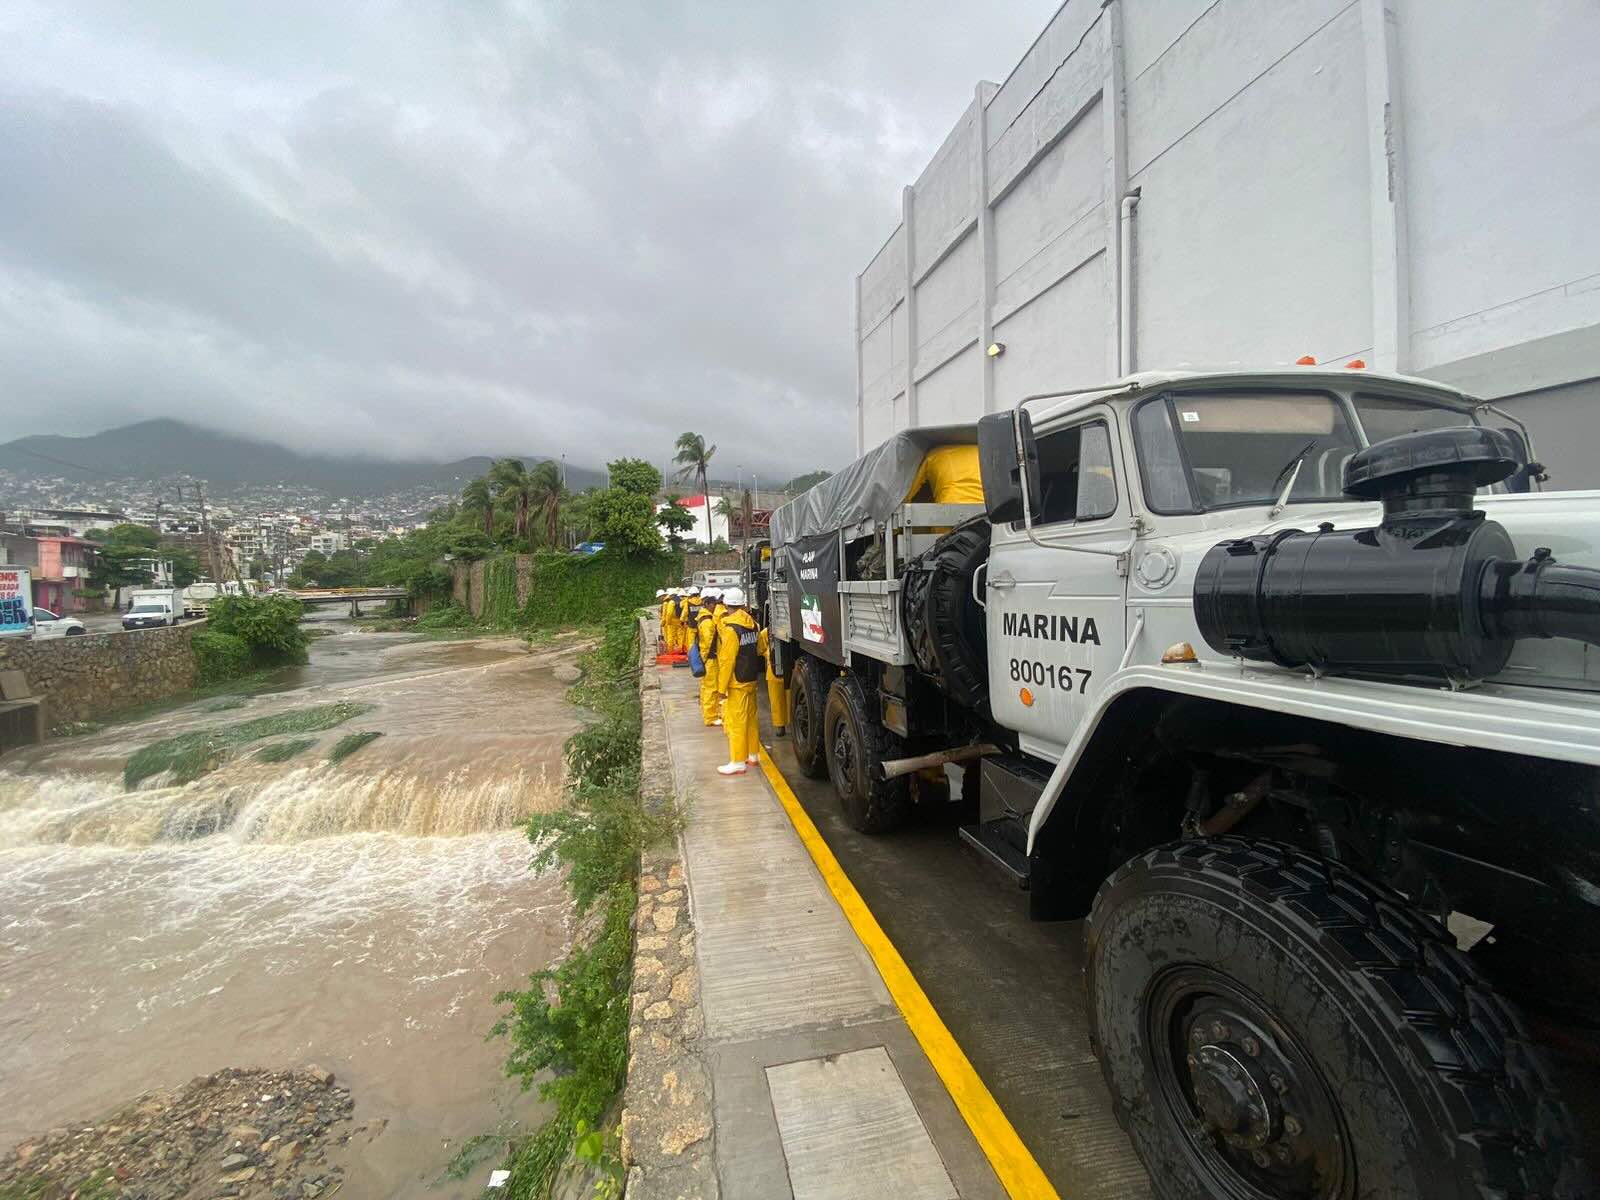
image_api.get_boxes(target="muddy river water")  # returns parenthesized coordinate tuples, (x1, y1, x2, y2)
(0, 623, 584, 1195)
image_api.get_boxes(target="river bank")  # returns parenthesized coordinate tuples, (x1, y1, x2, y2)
(0, 619, 587, 1197)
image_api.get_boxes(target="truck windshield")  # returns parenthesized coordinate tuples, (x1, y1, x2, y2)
(1351, 392, 1478, 443)
(1134, 392, 1360, 513)
(130, 604, 167, 614)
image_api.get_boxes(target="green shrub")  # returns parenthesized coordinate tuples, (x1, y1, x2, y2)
(407, 562, 454, 599)
(477, 550, 679, 633)
(191, 631, 251, 685)
(418, 601, 472, 630)
(490, 616, 671, 1198)
(207, 594, 309, 665)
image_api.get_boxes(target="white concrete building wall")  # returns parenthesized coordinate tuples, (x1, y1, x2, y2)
(856, 0, 1600, 486)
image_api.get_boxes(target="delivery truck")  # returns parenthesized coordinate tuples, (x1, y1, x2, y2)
(123, 588, 182, 630)
(768, 366, 1594, 1198)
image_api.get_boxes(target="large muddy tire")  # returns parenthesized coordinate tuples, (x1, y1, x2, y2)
(903, 519, 990, 713)
(824, 675, 911, 834)
(788, 655, 829, 779)
(1085, 838, 1587, 1200)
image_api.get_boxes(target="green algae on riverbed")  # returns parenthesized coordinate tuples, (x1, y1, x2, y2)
(124, 702, 374, 790)
(328, 730, 383, 763)
(255, 737, 319, 764)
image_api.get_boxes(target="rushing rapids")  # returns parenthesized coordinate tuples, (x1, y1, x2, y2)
(0, 623, 586, 1197)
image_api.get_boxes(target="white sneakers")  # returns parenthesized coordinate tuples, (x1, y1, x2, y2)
(746, 755, 759, 764)
(712, 718, 723, 727)
(716, 761, 748, 776)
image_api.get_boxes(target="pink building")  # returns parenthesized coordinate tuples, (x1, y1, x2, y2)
(1, 532, 95, 614)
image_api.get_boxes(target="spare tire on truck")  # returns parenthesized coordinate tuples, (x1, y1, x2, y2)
(903, 518, 990, 714)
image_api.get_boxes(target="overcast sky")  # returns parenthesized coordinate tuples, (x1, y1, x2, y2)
(0, 1, 1057, 480)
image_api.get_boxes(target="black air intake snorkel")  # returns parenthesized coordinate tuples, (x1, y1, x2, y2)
(1193, 426, 1600, 683)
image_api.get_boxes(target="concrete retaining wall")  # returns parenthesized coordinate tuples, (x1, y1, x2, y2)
(0, 624, 201, 729)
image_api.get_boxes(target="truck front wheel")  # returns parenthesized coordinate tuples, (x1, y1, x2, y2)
(1086, 838, 1584, 1200)
(787, 655, 829, 779)
(824, 675, 910, 834)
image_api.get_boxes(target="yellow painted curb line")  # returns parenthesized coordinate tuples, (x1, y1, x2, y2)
(757, 746, 1061, 1200)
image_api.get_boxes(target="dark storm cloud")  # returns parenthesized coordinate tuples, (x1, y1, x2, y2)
(0, 0, 1057, 478)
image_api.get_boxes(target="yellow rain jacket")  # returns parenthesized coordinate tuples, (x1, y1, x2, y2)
(717, 607, 763, 764)
(695, 607, 722, 724)
(905, 444, 984, 504)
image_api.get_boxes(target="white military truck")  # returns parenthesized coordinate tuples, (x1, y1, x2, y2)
(767, 367, 1594, 1199)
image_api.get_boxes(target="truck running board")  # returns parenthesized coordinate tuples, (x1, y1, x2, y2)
(959, 818, 1030, 889)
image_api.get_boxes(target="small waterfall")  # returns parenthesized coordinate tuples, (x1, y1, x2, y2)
(0, 760, 564, 848)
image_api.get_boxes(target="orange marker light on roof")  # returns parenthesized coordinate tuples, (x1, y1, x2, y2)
(1296, 355, 1317, 365)
(1345, 358, 1366, 369)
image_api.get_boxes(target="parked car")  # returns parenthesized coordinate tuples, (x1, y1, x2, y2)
(30, 607, 87, 638)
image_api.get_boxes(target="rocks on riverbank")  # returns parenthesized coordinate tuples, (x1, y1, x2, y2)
(0, 1067, 364, 1200)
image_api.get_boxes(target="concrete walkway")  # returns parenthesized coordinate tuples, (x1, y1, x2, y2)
(657, 660, 1008, 1200)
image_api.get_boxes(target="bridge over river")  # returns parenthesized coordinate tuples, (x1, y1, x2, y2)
(287, 588, 410, 616)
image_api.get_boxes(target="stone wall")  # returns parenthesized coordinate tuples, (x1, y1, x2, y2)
(621, 615, 717, 1197)
(0, 623, 202, 730)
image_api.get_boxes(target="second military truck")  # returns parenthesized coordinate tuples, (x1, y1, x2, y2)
(767, 366, 1595, 1199)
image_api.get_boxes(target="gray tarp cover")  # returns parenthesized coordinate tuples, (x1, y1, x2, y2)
(770, 424, 978, 547)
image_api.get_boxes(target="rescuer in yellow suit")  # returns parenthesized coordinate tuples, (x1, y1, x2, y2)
(905, 443, 984, 504)
(670, 588, 689, 652)
(759, 625, 788, 737)
(715, 587, 763, 775)
(695, 589, 723, 726)
(656, 589, 674, 652)
(680, 587, 702, 653)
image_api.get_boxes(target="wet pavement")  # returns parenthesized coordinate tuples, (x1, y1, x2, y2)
(759, 720, 1152, 1200)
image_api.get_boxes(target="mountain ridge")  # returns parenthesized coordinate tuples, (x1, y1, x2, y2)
(0, 419, 606, 497)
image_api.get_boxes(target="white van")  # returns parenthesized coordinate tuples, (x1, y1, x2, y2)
(691, 569, 742, 590)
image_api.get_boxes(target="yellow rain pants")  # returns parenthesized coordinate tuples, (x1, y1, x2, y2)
(759, 628, 788, 731)
(697, 613, 722, 724)
(718, 609, 763, 762)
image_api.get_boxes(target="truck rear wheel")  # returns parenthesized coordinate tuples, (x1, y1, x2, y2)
(788, 655, 829, 779)
(824, 675, 910, 834)
(1086, 838, 1585, 1200)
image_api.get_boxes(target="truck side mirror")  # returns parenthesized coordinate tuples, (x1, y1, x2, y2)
(977, 409, 1042, 524)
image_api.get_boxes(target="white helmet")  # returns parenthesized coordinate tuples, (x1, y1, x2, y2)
(687, 585, 700, 594)
(702, 587, 721, 600)
(655, 588, 666, 597)
(722, 586, 746, 607)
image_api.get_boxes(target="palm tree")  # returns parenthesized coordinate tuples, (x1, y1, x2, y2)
(673, 432, 716, 544)
(527, 459, 566, 549)
(490, 458, 533, 543)
(461, 476, 494, 537)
